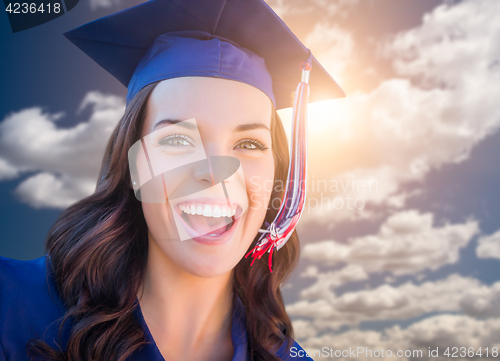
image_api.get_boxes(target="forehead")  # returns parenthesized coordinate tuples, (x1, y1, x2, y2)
(143, 77, 273, 133)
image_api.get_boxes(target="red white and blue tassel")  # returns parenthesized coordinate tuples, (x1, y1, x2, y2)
(245, 53, 312, 273)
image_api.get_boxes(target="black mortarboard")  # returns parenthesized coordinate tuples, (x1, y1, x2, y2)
(63, 0, 345, 108)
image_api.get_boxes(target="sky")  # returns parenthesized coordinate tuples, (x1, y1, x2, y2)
(1, 0, 500, 359)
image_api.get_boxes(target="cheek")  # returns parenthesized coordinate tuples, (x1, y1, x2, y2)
(242, 158, 275, 217)
(141, 202, 179, 242)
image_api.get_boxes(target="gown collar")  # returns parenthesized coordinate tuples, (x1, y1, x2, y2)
(132, 295, 249, 361)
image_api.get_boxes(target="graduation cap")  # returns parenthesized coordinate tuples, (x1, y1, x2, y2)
(64, 0, 345, 272)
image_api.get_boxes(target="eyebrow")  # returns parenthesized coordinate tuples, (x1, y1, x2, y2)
(153, 119, 198, 130)
(234, 123, 270, 132)
(153, 119, 270, 132)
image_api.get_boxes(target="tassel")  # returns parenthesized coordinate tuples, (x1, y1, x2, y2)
(245, 52, 312, 273)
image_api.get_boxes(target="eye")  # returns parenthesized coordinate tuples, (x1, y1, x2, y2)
(158, 134, 193, 147)
(234, 139, 269, 151)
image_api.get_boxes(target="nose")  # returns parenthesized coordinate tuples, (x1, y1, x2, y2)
(192, 140, 230, 185)
(192, 154, 241, 186)
(192, 158, 215, 185)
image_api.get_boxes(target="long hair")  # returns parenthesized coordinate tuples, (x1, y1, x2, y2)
(26, 81, 300, 361)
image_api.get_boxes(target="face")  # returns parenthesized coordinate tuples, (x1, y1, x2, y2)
(135, 77, 274, 278)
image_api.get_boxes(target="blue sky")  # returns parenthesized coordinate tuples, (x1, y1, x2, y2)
(1, 0, 500, 359)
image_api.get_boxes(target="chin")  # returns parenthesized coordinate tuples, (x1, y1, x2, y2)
(177, 253, 238, 278)
(153, 241, 242, 278)
(148, 215, 245, 277)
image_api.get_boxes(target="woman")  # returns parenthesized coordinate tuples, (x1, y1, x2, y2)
(0, 0, 344, 360)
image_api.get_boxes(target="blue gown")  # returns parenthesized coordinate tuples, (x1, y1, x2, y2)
(0, 255, 314, 361)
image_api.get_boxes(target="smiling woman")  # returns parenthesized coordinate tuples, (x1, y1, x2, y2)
(138, 77, 274, 278)
(0, 0, 344, 360)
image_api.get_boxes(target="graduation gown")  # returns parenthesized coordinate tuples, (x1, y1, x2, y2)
(0, 255, 313, 361)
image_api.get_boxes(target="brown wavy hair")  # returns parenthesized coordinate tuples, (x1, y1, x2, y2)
(26, 81, 300, 361)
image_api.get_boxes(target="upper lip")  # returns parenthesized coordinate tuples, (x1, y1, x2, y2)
(172, 197, 243, 210)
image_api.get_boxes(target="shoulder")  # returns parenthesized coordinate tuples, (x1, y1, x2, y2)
(274, 338, 315, 361)
(0, 255, 66, 360)
(0, 254, 62, 309)
(0, 254, 49, 288)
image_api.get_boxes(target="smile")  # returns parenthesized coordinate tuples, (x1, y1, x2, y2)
(179, 203, 237, 218)
(174, 199, 244, 244)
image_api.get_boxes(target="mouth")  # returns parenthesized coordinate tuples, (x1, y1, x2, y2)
(174, 201, 243, 244)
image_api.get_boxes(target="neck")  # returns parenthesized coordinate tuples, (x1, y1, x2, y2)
(137, 237, 234, 352)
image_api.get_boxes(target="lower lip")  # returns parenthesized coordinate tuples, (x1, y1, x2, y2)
(175, 207, 240, 245)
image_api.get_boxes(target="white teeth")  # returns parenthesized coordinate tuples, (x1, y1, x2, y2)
(179, 203, 237, 218)
(203, 205, 212, 217)
(213, 206, 221, 218)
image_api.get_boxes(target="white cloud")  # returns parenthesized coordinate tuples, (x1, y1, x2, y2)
(385, 1, 500, 90)
(0, 158, 19, 180)
(277, 0, 500, 226)
(294, 314, 500, 360)
(459, 281, 500, 318)
(288, 274, 500, 331)
(266, 0, 359, 19)
(14, 172, 95, 209)
(0, 92, 124, 208)
(89, 0, 147, 11)
(89, 0, 122, 11)
(292, 319, 319, 340)
(299, 265, 369, 300)
(476, 229, 500, 260)
(304, 22, 354, 85)
(301, 210, 479, 275)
